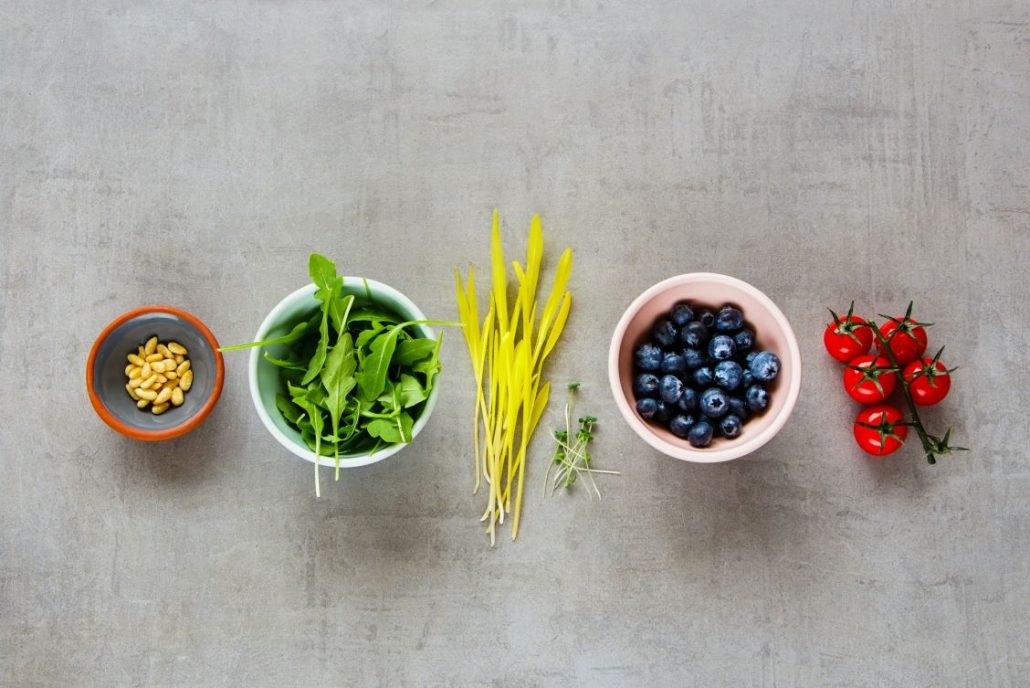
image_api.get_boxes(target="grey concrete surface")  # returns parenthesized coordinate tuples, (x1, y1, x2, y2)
(2, 1, 1028, 686)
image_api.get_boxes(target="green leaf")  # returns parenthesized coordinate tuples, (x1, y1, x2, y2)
(366, 418, 403, 443)
(309, 253, 338, 293)
(328, 294, 355, 337)
(398, 373, 427, 408)
(218, 321, 309, 352)
(275, 394, 303, 425)
(263, 351, 307, 371)
(393, 338, 436, 366)
(321, 332, 358, 474)
(356, 322, 414, 401)
(301, 302, 331, 385)
(355, 324, 384, 349)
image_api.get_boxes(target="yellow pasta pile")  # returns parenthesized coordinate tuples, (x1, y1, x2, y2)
(455, 210, 573, 544)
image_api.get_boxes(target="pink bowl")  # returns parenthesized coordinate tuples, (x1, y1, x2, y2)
(608, 273, 802, 463)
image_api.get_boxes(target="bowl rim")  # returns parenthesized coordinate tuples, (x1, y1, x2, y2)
(86, 305, 225, 441)
(247, 279, 441, 468)
(608, 272, 802, 463)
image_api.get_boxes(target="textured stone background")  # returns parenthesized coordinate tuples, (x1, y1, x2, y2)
(1, 1, 1028, 686)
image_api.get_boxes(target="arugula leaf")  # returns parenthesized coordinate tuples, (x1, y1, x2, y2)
(218, 321, 309, 352)
(321, 331, 357, 477)
(275, 394, 303, 425)
(366, 412, 413, 443)
(263, 351, 307, 370)
(355, 324, 384, 349)
(398, 373, 427, 408)
(357, 320, 453, 401)
(393, 338, 437, 366)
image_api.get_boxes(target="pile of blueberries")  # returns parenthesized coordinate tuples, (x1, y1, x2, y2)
(632, 301, 781, 448)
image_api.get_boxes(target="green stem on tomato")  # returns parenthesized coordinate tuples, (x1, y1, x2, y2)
(866, 322, 939, 464)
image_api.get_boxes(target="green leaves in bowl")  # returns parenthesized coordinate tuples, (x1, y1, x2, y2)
(221, 253, 454, 495)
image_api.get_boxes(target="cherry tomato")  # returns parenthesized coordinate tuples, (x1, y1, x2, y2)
(877, 316, 927, 366)
(903, 357, 952, 406)
(843, 355, 897, 404)
(824, 315, 873, 363)
(853, 405, 908, 456)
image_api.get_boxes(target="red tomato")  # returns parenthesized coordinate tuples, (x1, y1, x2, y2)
(824, 315, 873, 363)
(877, 316, 928, 365)
(853, 405, 908, 456)
(842, 354, 897, 404)
(903, 358, 952, 406)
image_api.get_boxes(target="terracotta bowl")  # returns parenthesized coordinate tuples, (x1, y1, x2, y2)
(608, 273, 801, 463)
(87, 306, 224, 441)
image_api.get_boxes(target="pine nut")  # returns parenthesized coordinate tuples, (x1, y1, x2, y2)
(125, 338, 191, 410)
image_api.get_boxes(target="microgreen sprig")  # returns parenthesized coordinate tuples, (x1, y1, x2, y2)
(543, 383, 618, 498)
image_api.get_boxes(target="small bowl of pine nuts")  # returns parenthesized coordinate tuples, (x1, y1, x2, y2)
(87, 306, 225, 441)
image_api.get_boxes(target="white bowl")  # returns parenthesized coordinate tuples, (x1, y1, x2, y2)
(248, 280, 440, 468)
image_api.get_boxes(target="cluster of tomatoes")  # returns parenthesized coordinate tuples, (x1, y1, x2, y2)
(823, 303, 954, 456)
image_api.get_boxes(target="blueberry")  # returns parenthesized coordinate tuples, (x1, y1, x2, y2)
(746, 384, 769, 412)
(693, 366, 714, 387)
(652, 319, 679, 349)
(719, 414, 743, 439)
(636, 398, 659, 420)
(659, 375, 684, 404)
(669, 414, 695, 438)
(715, 305, 744, 333)
(687, 420, 714, 448)
(670, 302, 694, 327)
(741, 371, 755, 388)
(682, 347, 706, 369)
(733, 328, 754, 352)
(696, 309, 715, 328)
(634, 373, 660, 398)
(660, 353, 686, 375)
(708, 334, 736, 361)
(713, 360, 744, 391)
(654, 400, 672, 423)
(680, 321, 708, 348)
(727, 396, 748, 418)
(700, 387, 729, 419)
(749, 351, 781, 382)
(635, 343, 663, 371)
(746, 350, 759, 365)
(676, 386, 699, 412)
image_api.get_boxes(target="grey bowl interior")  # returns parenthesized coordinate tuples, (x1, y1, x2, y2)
(91, 312, 219, 432)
